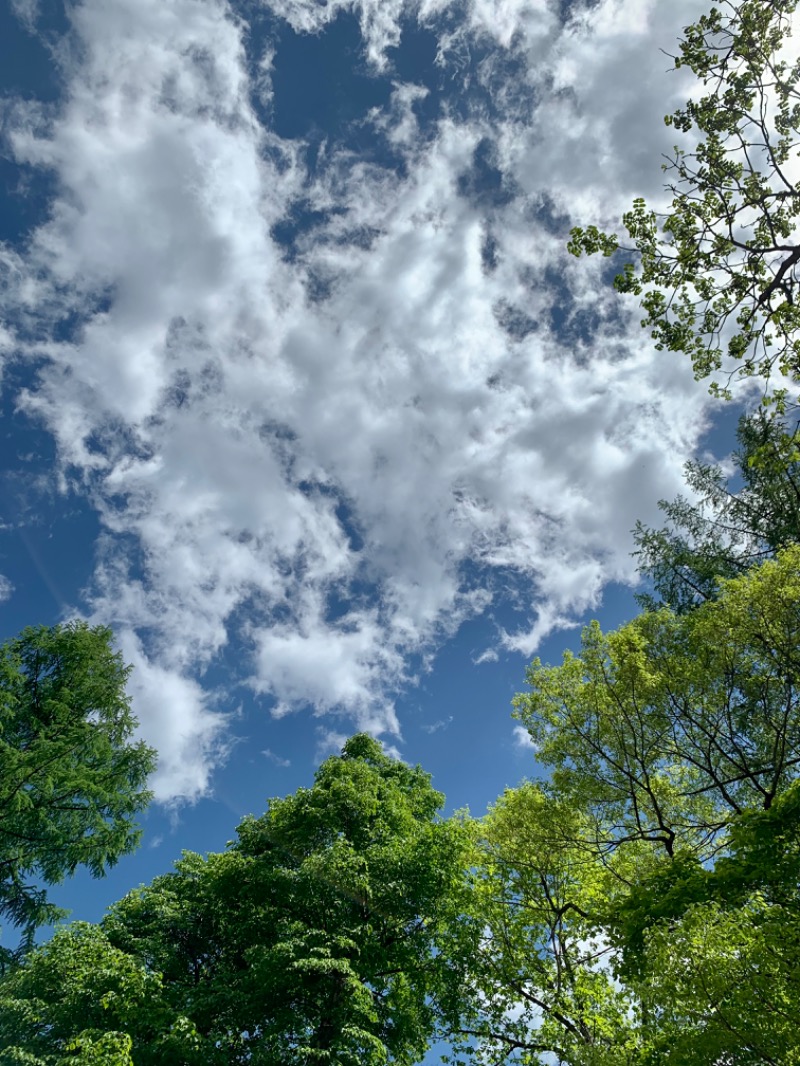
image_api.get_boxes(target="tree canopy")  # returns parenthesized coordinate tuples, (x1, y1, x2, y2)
(4, 554, 800, 1064)
(435, 545, 800, 1064)
(0, 735, 471, 1065)
(634, 408, 800, 613)
(0, 622, 156, 970)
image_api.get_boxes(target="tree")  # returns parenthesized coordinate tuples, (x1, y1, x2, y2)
(495, 547, 800, 1064)
(0, 622, 156, 969)
(634, 408, 800, 613)
(0, 923, 193, 1066)
(445, 536, 800, 1063)
(514, 546, 800, 861)
(444, 784, 638, 1066)
(568, 0, 800, 401)
(0, 735, 472, 1065)
(638, 893, 800, 1065)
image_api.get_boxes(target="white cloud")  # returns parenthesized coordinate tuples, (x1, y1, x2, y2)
(0, 577, 14, 604)
(116, 628, 229, 804)
(512, 724, 536, 750)
(473, 647, 499, 665)
(1, 0, 722, 800)
(262, 748, 291, 767)
(421, 716, 453, 734)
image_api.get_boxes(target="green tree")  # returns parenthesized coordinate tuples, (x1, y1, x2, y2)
(444, 784, 638, 1066)
(0, 735, 471, 1065)
(568, 0, 800, 400)
(0, 922, 198, 1065)
(0, 622, 155, 969)
(492, 547, 800, 1063)
(639, 894, 800, 1065)
(514, 546, 800, 860)
(634, 409, 800, 613)
(607, 778, 800, 1064)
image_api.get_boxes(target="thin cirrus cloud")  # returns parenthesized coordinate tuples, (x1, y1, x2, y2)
(2, 0, 714, 801)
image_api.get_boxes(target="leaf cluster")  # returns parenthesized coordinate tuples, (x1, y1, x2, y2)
(569, 0, 800, 400)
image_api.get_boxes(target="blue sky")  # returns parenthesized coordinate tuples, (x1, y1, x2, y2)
(0, 0, 746, 1052)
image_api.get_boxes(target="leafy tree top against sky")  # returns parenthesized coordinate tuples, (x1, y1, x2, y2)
(0, 623, 155, 970)
(570, 0, 800, 402)
(1, 5, 798, 1062)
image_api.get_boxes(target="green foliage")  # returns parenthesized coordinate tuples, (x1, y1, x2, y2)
(488, 547, 800, 1063)
(0, 623, 156, 968)
(0, 736, 471, 1066)
(569, 1, 800, 399)
(566, 30, 800, 1052)
(640, 896, 800, 1065)
(611, 776, 800, 966)
(3, 523, 800, 1062)
(444, 783, 639, 1065)
(0, 922, 201, 1065)
(515, 545, 800, 861)
(634, 410, 800, 613)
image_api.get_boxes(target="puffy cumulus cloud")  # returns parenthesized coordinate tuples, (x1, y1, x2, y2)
(116, 628, 229, 804)
(512, 724, 536, 750)
(2, 0, 721, 800)
(508, 0, 711, 219)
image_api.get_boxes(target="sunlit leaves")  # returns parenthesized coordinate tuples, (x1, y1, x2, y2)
(570, 1, 800, 400)
(514, 546, 800, 865)
(446, 784, 639, 1065)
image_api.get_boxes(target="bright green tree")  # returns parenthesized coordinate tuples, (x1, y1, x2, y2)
(0, 622, 156, 969)
(603, 782, 800, 1065)
(442, 549, 800, 1064)
(443, 783, 639, 1066)
(0, 735, 471, 1065)
(515, 546, 800, 860)
(569, 0, 800, 401)
(0, 922, 199, 1065)
(492, 547, 800, 1064)
(564, 5, 800, 1049)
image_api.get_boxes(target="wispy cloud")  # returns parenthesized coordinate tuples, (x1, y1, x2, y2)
(473, 648, 499, 666)
(262, 748, 291, 768)
(421, 716, 453, 734)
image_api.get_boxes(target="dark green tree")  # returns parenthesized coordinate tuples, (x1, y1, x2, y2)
(0, 735, 471, 1065)
(0, 622, 156, 969)
(634, 408, 800, 612)
(569, 0, 800, 401)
